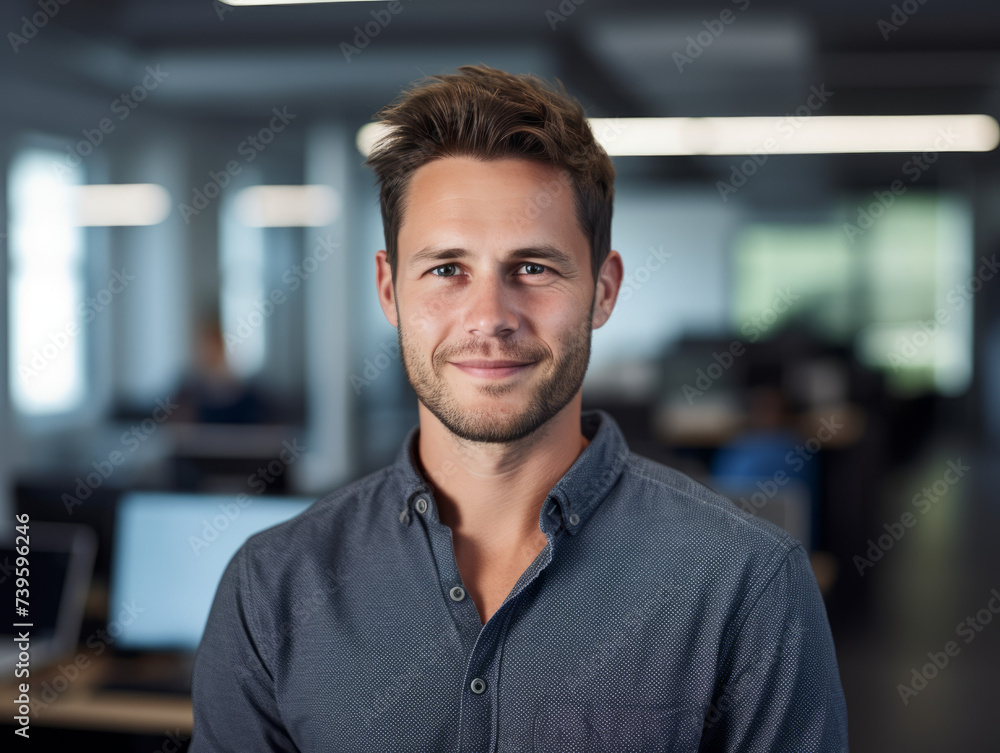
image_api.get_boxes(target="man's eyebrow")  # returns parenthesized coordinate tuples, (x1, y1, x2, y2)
(408, 244, 576, 270)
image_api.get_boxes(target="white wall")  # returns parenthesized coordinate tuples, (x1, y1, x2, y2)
(590, 185, 743, 377)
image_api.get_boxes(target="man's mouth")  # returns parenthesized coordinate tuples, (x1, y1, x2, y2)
(449, 359, 537, 379)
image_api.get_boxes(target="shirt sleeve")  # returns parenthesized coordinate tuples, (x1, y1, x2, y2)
(699, 543, 849, 753)
(189, 546, 300, 752)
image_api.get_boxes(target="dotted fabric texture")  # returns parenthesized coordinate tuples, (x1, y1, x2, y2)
(190, 409, 849, 752)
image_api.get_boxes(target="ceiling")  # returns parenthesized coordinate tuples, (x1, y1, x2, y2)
(3, 0, 1000, 120)
(3, 0, 1000, 194)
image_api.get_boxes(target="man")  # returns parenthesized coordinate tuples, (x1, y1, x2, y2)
(191, 64, 848, 752)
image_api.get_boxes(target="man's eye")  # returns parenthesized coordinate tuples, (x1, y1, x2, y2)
(519, 263, 547, 275)
(430, 264, 458, 277)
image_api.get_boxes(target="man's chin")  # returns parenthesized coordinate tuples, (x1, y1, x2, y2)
(442, 416, 539, 445)
(446, 395, 528, 423)
(423, 396, 543, 443)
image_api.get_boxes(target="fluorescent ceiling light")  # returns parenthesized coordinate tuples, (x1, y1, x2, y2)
(73, 184, 171, 226)
(357, 114, 1000, 157)
(590, 114, 1000, 156)
(220, 1, 379, 5)
(356, 121, 386, 158)
(234, 185, 341, 227)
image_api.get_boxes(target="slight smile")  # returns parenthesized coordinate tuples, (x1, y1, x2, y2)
(449, 360, 537, 379)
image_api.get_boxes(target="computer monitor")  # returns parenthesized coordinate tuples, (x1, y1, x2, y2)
(109, 492, 314, 652)
(0, 522, 96, 673)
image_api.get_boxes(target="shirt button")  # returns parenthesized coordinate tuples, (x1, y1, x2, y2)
(415, 497, 428, 514)
(568, 513, 580, 526)
(449, 586, 466, 601)
(470, 678, 487, 694)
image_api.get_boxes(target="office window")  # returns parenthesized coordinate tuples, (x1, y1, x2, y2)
(731, 193, 973, 396)
(219, 192, 267, 378)
(732, 224, 855, 342)
(7, 148, 86, 415)
(219, 185, 309, 395)
(853, 194, 972, 396)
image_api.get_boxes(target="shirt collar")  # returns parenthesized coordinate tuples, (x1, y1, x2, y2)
(393, 408, 629, 535)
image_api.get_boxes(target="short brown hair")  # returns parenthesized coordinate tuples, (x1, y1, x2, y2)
(364, 63, 615, 284)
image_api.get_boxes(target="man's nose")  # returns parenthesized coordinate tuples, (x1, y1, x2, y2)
(462, 272, 518, 338)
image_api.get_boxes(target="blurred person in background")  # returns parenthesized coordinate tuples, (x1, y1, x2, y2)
(174, 316, 268, 424)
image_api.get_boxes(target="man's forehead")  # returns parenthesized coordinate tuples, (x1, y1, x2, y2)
(408, 155, 570, 192)
(401, 158, 575, 223)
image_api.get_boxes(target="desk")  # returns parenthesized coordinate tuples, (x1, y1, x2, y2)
(3, 652, 192, 735)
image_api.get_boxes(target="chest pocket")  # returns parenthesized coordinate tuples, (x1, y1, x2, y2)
(532, 701, 704, 753)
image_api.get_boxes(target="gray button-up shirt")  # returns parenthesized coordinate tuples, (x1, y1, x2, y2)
(191, 409, 849, 752)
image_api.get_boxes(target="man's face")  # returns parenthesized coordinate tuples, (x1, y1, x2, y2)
(375, 156, 619, 444)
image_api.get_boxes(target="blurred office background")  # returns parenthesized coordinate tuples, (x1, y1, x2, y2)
(1, 0, 999, 750)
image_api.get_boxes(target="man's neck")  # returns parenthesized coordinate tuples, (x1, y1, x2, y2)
(415, 398, 590, 555)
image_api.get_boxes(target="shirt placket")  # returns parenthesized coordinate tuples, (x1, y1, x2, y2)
(413, 491, 565, 753)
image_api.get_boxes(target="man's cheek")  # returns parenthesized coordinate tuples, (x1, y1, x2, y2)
(413, 295, 453, 331)
(410, 308, 438, 334)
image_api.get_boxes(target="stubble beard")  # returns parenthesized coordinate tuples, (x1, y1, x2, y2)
(396, 294, 595, 445)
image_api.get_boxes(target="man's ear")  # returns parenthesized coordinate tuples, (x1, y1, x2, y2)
(375, 249, 398, 328)
(592, 250, 623, 330)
